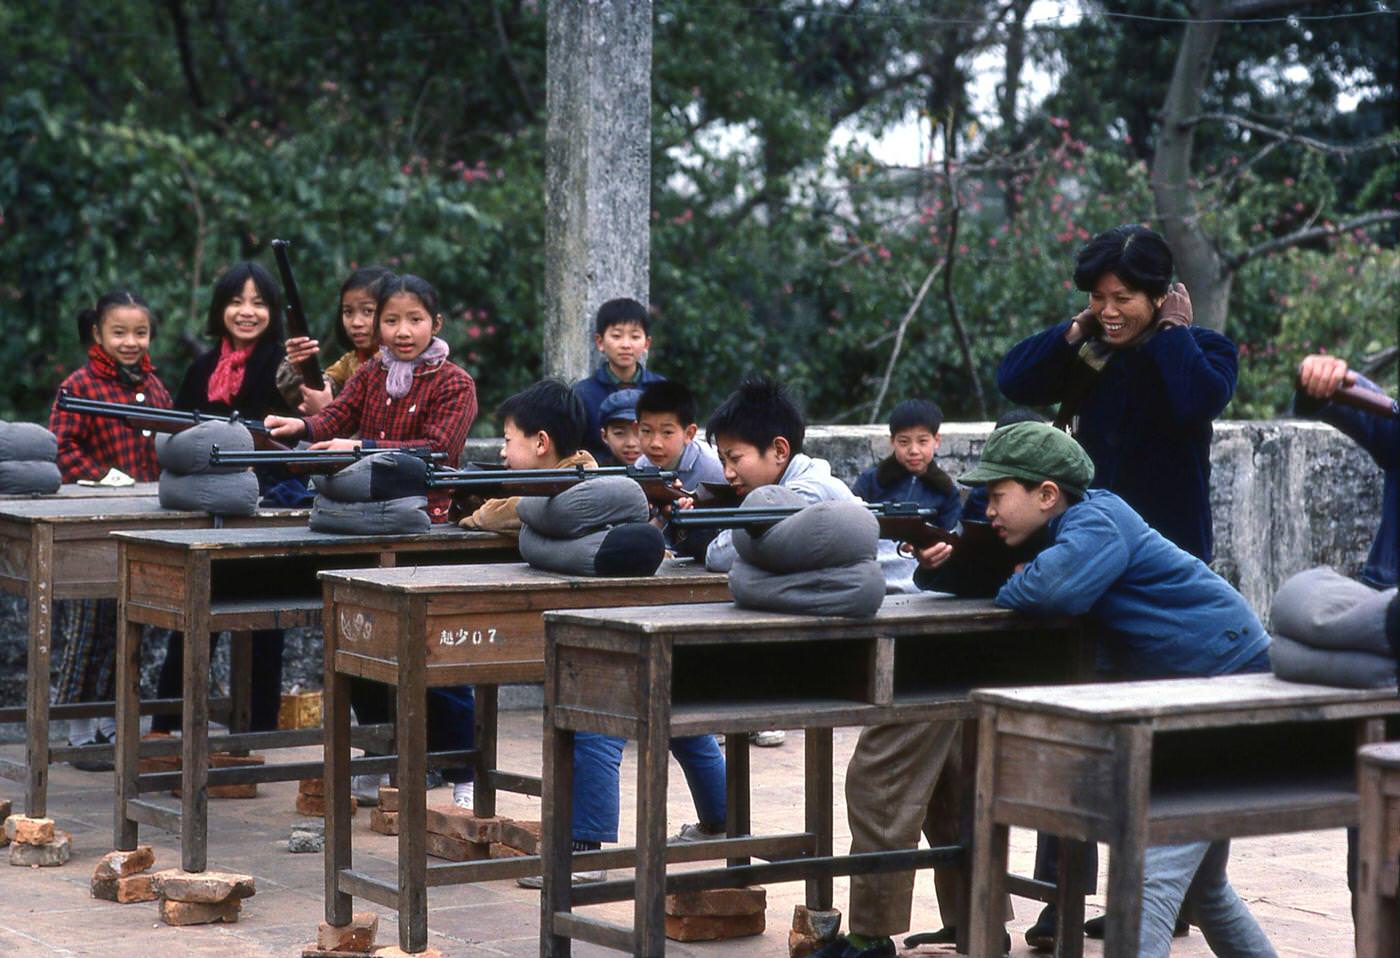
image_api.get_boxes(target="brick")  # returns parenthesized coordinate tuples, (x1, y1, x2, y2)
(9, 831, 71, 867)
(425, 805, 501, 843)
(91, 873, 159, 903)
(424, 830, 490, 862)
(666, 886, 766, 917)
(296, 792, 358, 818)
(159, 897, 241, 926)
(497, 818, 541, 855)
(279, 690, 322, 730)
(299, 777, 326, 797)
(377, 786, 398, 812)
(4, 815, 55, 846)
(791, 905, 842, 940)
(151, 868, 256, 903)
(315, 911, 379, 952)
(665, 912, 765, 942)
(303, 949, 384, 958)
(489, 842, 527, 859)
(93, 845, 155, 880)
(369, 808, 398, 836)
(138, 752, 180, 776)
(170, 753, 263, 799)
(0, 800, 10, 844)
(371, 948, 441, 958)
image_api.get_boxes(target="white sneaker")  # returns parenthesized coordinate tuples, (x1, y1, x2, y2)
(452, 781, 475, 810)
(751, 729, 786, 747)
(67, 717, 98, 747)
(670, 822, 726, 843)
(351, 773, 390, 805)
(517, 869, 606, 889)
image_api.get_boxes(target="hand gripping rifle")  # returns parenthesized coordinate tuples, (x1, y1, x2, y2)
(207, 445, 446, 473)
(425, 463, 686, 508)
(55, 391, 289, 451)
(271, 238, 325, 391)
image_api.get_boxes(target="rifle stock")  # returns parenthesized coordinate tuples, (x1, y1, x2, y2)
(426, 464, 685, 508)
(271, 238, 325, 391)
(55, 392, 289, 451)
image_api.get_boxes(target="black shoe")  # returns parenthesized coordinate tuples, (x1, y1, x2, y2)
(905, 927, 1010, 953)
(1083, 913, 1189, 939)
(1025, 904, 1056, 952)
(69, 729, 115, 772)
(809, 935, 896, 958)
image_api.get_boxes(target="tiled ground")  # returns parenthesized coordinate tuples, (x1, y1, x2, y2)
(0, 713, 1356, 956)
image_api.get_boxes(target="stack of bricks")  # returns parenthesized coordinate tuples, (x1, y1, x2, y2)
(664, 886, 767, 942)
(151, 868, 256, 925)
(140, 744, 265, 799)
(788, 905, 843, 958)
(297, 778, 357, 818)
(369, 787, 398, 836)
(90, 846, 159, 903)
(278, 689, 323, 730)
(423, 804, 501, 861)
(493, 818, 541, 860)
(5, 814, 72, 867)
(303, 911, 381, 958)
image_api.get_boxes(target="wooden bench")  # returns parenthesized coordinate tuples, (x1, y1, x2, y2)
(318, 560, 732, 955)
(0, 495, 304, 818)
(538, 594, 1084, 957)
(111, 524, 517, 873)
(1359, 741, 1400, 958)
(968, 674, 1400, 958)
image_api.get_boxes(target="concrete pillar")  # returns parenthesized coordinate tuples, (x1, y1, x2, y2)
(544, 0, 653, 384)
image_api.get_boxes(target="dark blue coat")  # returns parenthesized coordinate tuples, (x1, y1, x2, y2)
(997, 323, 1237, 561)
(852, 455, 962, 531)
(571, 363, 666, 460)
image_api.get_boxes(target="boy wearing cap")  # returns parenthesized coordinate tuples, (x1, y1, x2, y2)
(596, 388, 644, 466)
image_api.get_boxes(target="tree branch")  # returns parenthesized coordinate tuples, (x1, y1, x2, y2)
(490, 0, 537, 123)
(939, 113, 989, 420)
(868, 257, 946, 423)
(163, 0, 206, 111)
(1224, 210, 1400, 270)
(1183, 112, 1400, 157)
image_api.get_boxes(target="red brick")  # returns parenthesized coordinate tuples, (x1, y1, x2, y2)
(159, 897, 241, 925)
(93, 845, 155, 880)
(299, 777, 326, 797)
(8, 830, 70, 867)
(151, 868, 256, 903)
(497, 818, 541, 855)
(315, 911, 378, 952)
(4, 815, 55, 846)
(297, 793, 358, 817)
(371, 948, 441, 958)
(425, 805, 501, 843)
(377, 787, 398, 812)
(92, 873, 158, 903)
(791, 905, 842, 939)
(665, 911, 765, 942)
(489, 842, 527, 859)
(369, 808, 398, 836)
(424, 830, 490, 862)
(666, 886, 766, 917)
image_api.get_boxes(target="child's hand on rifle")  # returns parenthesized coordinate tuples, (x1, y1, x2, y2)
(915, 541, 954, 569)
(1297, 354, 1356, 400)
(285, 336, 321, 365)
(265, 414, 307, 439)
(298, 382, 334, 415)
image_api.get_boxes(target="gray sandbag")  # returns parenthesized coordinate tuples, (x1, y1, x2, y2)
(1268, 567, 1396, 656)
(516, 476, 649, 539)
(158, 469, 260, 516)
(312, 452, 430, 503)
(309, 495, 430, 535)
(518, 522, 666, 577)
(0, 422, 58, 462)
(0, 460, 62, 495)
(1269, 633, 1396, 689)
(727, 556, 886, 618)
(734, 498, 878, 575)
(156, 421, 255, 474)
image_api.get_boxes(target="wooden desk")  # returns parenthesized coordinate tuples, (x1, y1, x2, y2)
(1359, 741, 1400, 958)
(0, 481, 159, 500)
(112, 525, 518, 873)
(539, 594, 1083, 957)
(319, 560, 731, 955)
(969, 674, 1400, 958)
(0, 496, 303, 818)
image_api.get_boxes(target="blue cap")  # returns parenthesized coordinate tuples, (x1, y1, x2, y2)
(598, 388, 642, 424)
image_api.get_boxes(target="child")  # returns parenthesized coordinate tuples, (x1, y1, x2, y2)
(596, 388, 644, 466)
(276, 265, 392, 414)
(48, 291, 173, 767)
(635, 379, 725, 490)
(571, 297, 665, 460)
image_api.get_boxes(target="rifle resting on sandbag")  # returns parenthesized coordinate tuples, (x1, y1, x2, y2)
(271, 238, 325, 391)
(207, 445, 447, 472)
(425, 463, 687, 508)
(55, 391, 288, 451)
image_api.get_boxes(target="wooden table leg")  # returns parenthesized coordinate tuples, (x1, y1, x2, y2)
(541, 648, 575, 958)
(323, 581, 354, 927)
(804, 726, 834, 910)
(1102, 724, 1151, 958)
(114, 543, 141, 850)
(633, 638, 673, 958)
(228, 629, 253, 739)
(397, 600, 429, 954)
(1056, 841, 1088, 958)
(24, 524, 53, 818)
(954, 719, 978, 956)
(180, 555, 212, 873)
(475, 684, 499, 818)
(725, 730, 751, 868)
(969, 705, 1011, 958)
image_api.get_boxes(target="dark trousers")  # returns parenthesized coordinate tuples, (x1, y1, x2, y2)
(1034, 833, 1099, 903)
(350, 678, 475, 784)
(151, 629, 285, 733)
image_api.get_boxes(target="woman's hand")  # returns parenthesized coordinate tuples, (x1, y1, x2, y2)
(1064, 305, 1097, 344)
(284, 336, 320, 365)
(264, 415, 306, 439)
(309, 438, 363, 452)
(1297, 354, 1355, 400)
(298, 383, 334, 415)
(915, 541, 954, 569)
(1156, 282, 1193, 329)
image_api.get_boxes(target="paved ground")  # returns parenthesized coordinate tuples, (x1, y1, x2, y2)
(0, 712, 1356, 957)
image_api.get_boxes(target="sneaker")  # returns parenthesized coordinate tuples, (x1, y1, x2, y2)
(670, 822, 725, 843)
(351, 773, 390, 805)
(751, 729, 786, 747)
(452, 781, 475, 810)
(69, 726, 115, 773)
(1083, 913, 1189, 939)
(516, 869, 607, 889)
(809, 935, 895, 958)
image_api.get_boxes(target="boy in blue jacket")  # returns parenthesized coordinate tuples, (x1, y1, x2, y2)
(853, 398, 962, 528)
(571, 298, 665, 460)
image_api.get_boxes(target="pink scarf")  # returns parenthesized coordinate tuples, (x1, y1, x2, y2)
(379, 337, 449, 399)
(207, 339, 256, 405)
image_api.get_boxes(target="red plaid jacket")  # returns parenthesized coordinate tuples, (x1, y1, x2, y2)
(304, 356, 477, 522)
(49, 346, 173, 482)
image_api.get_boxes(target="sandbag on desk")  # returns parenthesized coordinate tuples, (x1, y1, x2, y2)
(728, 556, 885, 618)
(733, 496, 878, 575)
(1268, 632, 1396, 689)
(518, 522, 665, 577)
(309, 495, 430, 535)
(0, 422, 58, 462)
(516, 476, 648, 539)
(157, 421, 255, 474)
(313, 452, 429, 503)
(0, 460, 62, 495)
(1269, 567, 1396, 656)
(158, 469, 259, 516)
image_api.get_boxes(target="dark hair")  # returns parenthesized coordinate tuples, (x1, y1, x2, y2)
(206, 262, 284, 342)
(1009, 476, 1083, 505)
(888, 398, 943, 435)
(705, 376, 805, 455)
(375, 273, 442, 332)
(334, 266, 393, 350)
(993, 407, 1046, 430)
(496, 380, 588, 458)
(636, 380, 697, 427)
(77, 290, 154, 345)
(594, 297, 650, 336)
(1072, 224, 1173, 298)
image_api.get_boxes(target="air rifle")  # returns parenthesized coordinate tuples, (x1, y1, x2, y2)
(1332, 383, 1399, 419)
(55, 391, 287, 451)
(207, 445, 446, 472)
(271, 238, 325, 391)
(425, 463, 685, 508)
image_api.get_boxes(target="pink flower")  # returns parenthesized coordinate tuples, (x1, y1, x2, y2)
(877, 247, 891, 259)
(988, 237, 998, 248)
(467, 325, 481, 339)
(1062, 280, 1072, 289)
(958, 244, 969, 255)
(1283, 177, 1295, 187)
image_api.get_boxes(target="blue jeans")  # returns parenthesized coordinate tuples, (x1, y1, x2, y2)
(571, 733, 727, 843)
(1140, 841, 1276, 958)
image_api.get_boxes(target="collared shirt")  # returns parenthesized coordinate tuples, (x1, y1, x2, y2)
(50, 353, 173, 483)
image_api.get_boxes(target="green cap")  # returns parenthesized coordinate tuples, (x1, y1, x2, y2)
(959, 421, 1095, 498)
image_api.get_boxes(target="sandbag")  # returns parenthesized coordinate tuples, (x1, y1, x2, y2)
(158, 469, 260, 516)
(516, 476, 649, 539)
(1269, 567, 1396, 656)
(309, 495, 430, 535)
(518, 522, 665, 577)
(312, 452, 430, 503)
(0, 422, 58, 462)
(727, 556, 886, 618)
(157, 421, 256, 474)
(1269, 633, 1396, 690)
(733, 498, 878, 574)
(0, 460, 62, 495)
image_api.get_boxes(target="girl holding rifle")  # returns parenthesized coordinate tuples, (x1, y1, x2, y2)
(275, 265, 393, 414)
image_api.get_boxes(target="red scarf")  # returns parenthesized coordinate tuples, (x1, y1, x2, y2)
(207, 338, 256, 405)
(87, 342, 153, 386)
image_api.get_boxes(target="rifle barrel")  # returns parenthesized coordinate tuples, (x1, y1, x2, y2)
(208, 447, 443, 467)
(271, 238, 325, 390)
(55, 393, 273, 435)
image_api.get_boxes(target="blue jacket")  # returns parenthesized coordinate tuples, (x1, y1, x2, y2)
(571, 363, 666, 460)
(997, 323, 1237, 561)
(996, 489, 1269, 678)
(1296, 375, 1399, 588)
(852, 455, 962, 531)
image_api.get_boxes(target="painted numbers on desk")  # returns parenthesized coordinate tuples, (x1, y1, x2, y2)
(439, 627, 498, 647)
